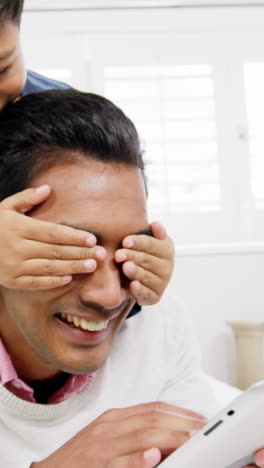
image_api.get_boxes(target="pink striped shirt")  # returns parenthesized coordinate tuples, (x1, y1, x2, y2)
(0, 338, 94, 403)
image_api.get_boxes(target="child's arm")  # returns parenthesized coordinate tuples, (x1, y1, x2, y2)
(115, 221, 174, 305)
(0, 185, 105, 290)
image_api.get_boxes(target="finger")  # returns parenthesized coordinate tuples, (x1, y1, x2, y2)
(150, 221, 167, 241)
(107, 448, 161, 468)
(129, 281, 159, 306)
(154, 408, 207, 423)
(20, 216, 96, 247)
(121, 235, 173, 260)
(115, 251, 165, 278)
(142, 448, 161, 468)
(22, 240, 106, 262)
(122, 262, 162, 296)
(100, 402, 205, 424)
(1, 185, 51, 213)
(117, 426, 190, 456)
(111, 408, 205, 436)
(15, 275, 73, 290)
(17, 258, 97, 277)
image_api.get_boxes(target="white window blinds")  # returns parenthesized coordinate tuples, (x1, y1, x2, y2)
(104, 65, 220, 218)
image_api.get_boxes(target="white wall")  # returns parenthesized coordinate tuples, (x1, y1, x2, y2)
(171, 250, 264, 384)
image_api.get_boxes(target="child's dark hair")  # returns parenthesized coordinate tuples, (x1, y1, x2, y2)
(0, 0, 24, 25)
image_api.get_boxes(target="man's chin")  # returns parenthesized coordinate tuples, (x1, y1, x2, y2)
(58, 354, 109, 375)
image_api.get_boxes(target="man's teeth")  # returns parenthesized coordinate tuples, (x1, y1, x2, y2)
(59, 313, 109, 331)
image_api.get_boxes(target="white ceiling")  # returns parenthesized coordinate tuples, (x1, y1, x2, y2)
(24, 0, 264, 11)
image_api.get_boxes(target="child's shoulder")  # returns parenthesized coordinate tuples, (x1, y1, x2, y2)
(22, 70, 71, 95)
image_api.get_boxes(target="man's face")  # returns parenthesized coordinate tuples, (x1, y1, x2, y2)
(0, 21, 26, 110)
(0, 159, 148, 380)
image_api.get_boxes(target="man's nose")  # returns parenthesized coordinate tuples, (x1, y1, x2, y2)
(78, 256, 127, 311)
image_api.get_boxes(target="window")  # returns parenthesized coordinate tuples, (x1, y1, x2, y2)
(104, 65, 220, 217)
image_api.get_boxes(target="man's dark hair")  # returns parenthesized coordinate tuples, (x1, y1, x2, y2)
(0, 89, 145, 201)
(0, 0, 24, 25)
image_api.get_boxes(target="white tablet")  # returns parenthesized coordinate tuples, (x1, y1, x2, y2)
(160, 380, 264, 468)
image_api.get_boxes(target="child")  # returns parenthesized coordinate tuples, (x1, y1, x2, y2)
(0, 0, 174, 313)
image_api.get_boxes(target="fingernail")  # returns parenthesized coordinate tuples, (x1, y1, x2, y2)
(116, 251, 127, 262)
(35, 184, 50, 193)
(143, 448, 161, 462)
(95, 248, 106, 260)
(84, 259, 97, 271)
(62, 275, 72, 283)
(124, 238, 134, 248)
(132, 280, 140, 294)
(85, 236, 96, 247)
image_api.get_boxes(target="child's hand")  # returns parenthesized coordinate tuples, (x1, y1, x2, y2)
(0, 185, 106, 290)
(115, 221, 174, 305)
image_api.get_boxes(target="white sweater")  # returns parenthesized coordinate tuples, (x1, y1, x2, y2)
(0, 292, 218, 468)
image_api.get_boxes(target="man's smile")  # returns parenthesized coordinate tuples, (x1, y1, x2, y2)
(51, 296, 132, 347)
(56, 313, 110, 332)
(54, 311, 121, 345)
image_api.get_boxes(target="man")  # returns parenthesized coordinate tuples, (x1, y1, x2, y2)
(0, 89, 218, 468)
(0, 0, 174, 316)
